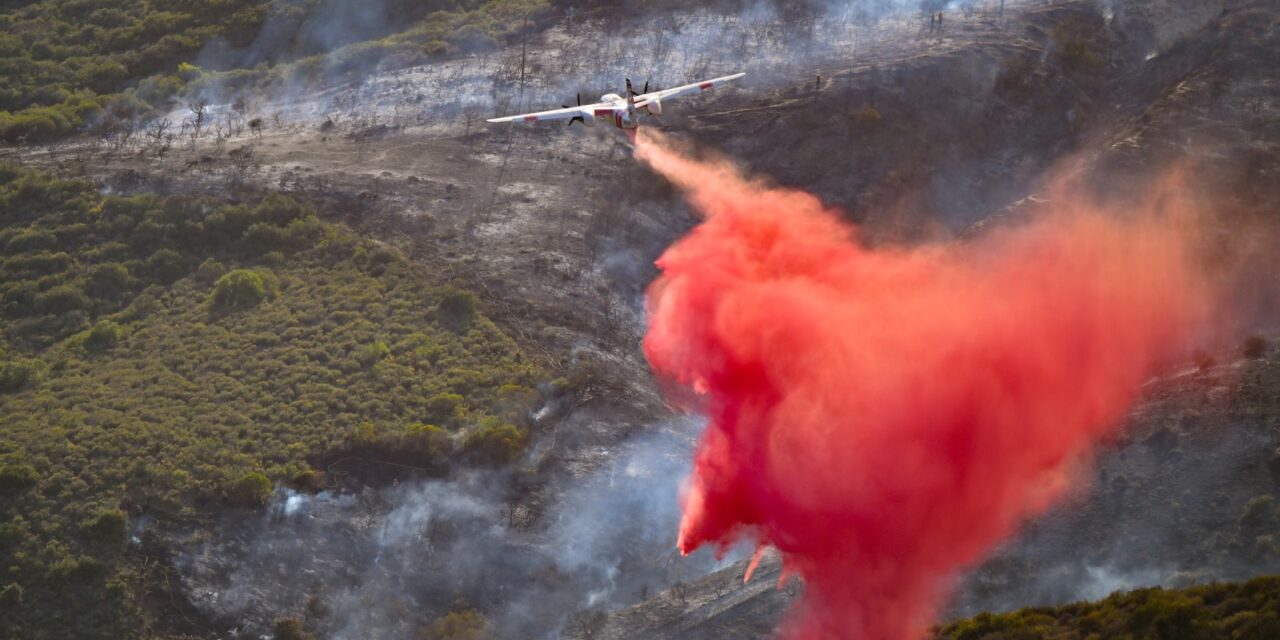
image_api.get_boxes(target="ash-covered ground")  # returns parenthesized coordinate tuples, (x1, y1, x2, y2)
(10, 0, 1280, 638)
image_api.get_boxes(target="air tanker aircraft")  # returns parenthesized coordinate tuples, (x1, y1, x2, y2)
(487, 73, 746, 137)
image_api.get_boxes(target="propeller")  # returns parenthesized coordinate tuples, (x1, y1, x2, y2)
(562, 93, 584, 126)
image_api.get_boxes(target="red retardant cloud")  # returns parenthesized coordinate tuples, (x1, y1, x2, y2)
(634, 130, 1215, 639)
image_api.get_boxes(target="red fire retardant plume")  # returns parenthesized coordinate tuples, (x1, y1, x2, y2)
(634, 130, 1213, 639)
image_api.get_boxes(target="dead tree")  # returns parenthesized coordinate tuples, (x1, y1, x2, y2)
(228, 145, 256, 181)
(103, 114, 138, 155)
(187, 99, 208, 148)
(144, 118, 173, 161)
(212, 121, 228, 150)
(231, 95, 248, 120)
(670, 580, 689, 606)
(461, 103, 480, 138)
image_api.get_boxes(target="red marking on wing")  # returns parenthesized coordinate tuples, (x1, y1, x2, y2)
(523, 115, 538, 122)
(594, 108, 613, 117)
(699, 82, 714, 90)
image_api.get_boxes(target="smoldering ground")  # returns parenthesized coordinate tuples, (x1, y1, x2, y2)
(171, 1, 1059, 132)
(171, 418, 747, 639)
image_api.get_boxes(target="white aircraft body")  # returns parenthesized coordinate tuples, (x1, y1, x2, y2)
(487, 73, 746, 136)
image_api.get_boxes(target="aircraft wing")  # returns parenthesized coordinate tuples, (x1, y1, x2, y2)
(635, 73, 745, 107)
(487, 103, 608, 124)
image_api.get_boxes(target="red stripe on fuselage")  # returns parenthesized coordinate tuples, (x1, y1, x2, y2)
(594, 108, 613, 116)
(524, 115, 538, 122)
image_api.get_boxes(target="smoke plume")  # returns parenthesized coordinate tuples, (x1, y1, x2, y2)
(634, 130, 1217, 639)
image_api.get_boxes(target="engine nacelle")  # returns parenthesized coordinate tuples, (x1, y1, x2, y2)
(645, 99, 663, 115)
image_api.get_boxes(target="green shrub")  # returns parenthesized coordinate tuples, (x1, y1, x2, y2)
(194, 257, 226, 284)
(426, 393, 466, 424)
(944, 612, 1018, 640)
(463, 419, 526, 465)
(1235, 611, 1280, 640)
(51, 555, 109, 583)
(86, 262, 130, 299)
(147, 248, 188, 284)
(0, 583, 23, 606)
(403, 423, 452, 458)
(35, 283, 90, 314)
(83, 320, 123, 352)
(4, 228, 58, 254)
(254, 194, 312, 226)
(356, 341, 390, 367)
(0, 358, 39, 393)
(419, 608, 494, 640)
(211, 269, 268, 310)
(81, 508, 127, 544)
(0, 464, 38, 494)
(227, 471, 273, 507)
(242, 222, 292, 254)
(438, 288, 478, 332)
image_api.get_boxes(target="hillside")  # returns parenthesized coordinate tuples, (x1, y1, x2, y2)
(0, 0, 1278, 638)
(938, 576, 1280, 639)
(0, 0, 547, 143)
(0, 165, 544, 639)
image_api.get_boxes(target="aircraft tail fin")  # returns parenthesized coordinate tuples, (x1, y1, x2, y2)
(625, 78, 638, 119)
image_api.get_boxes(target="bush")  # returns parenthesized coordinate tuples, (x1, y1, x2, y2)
(463, 420, 526, 465)
(35, 283, 90, 314)
(4, 228, 58, 253)
(437, 288, 477, 332)
(356, 341, 390, 367)
(419, 609, 494, 640)
(83, 320, 123, 352)
(82, 508, 127, 544)
(0, 464, 38, 494)
(0, 583, 22, 606)
(0, 358, 39, 393)
(242, 222, 291, 254)
(227, 471, 273, 507)
(194, 257, 226, 284)
(403, 423, 452, 458)
(254, 193, 312, 226)
(51, 556, 108, 583)
(86, 262, 130, 299)
(210, 269, 268, 311)
(147, 248, 188, 284)
(426, 393, 466, 424)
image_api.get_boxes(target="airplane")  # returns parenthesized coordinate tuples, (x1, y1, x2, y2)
(486, 72, 746, 139)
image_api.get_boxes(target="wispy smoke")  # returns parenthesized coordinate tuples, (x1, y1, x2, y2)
(173, 418, 745, 639)
(177, 1, 1043, 132)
